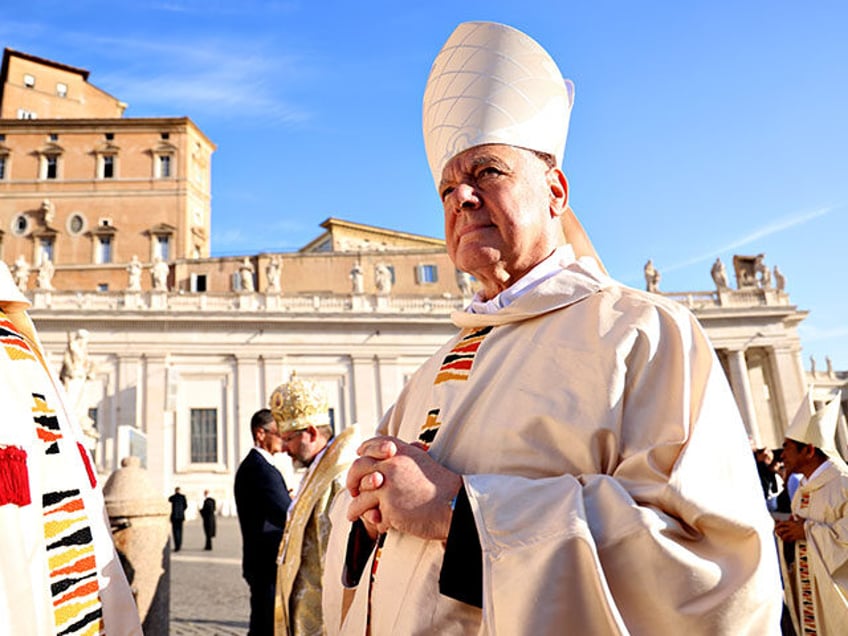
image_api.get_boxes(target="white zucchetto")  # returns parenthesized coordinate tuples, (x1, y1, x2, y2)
(423, 21, 575, 188)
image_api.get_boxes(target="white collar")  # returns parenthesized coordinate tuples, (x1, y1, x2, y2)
(802, 459, 832, 485)
(467, 244, 575, 315)
(254, 445, 276, 464)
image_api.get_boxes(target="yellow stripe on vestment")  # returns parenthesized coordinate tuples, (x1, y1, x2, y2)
(48, 544, 92, 570)
(53, 595, 100, 624)
(44, 514, 86, 539)
(31, 394, 52, 413)
(4, 345, 36, 361)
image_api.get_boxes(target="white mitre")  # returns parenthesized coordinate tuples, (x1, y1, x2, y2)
(785, 392, 846, 465)
(423, 21, 575, 188)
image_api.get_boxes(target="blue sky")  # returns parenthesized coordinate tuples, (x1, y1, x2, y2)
(3, 1, 846, 369)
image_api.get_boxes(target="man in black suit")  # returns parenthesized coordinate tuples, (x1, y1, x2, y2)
(234, 409, 291, 635)
(199, 490, 216, 550)
(168, 487, 188, 552)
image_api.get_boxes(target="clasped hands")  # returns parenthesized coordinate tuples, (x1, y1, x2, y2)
(774, 516, 806, 542)
(346, 436, 462, 542)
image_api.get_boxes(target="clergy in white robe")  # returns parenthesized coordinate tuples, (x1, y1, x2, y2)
(776, 397, 848, 635)
(0, 262, 141, 635)
(321, 20, 783, 636)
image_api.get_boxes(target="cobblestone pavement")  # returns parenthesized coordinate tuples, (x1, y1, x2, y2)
(170, 516, 250, 635)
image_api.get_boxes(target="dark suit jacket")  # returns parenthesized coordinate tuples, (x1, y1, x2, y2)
(234, 448, 291, 584)
(168, 492, 188, 522)
(200, 497, 217, 537)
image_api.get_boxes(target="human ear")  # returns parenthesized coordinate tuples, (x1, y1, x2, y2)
(547, 169, 568, 218)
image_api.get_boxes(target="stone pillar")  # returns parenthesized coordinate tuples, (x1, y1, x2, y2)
(103, 456, 170, 634)
(143, 355, 168, 492)
(350, 355, 380, 428)
(770, 345, 808, 435)
(236, 355, 261, 466)
(726, 349, 760, 444)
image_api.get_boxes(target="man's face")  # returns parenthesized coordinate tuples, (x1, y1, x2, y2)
(439, 144, 567, 297)
(258, 425, 284, 454)
(281, 428, 315, 467)
(781, 439, 805, 476)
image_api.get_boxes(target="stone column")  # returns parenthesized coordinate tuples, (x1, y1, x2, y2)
(770, 345, 808, 435)
(350, 355, 380, 428)
(235, 355, 261, 466)
(375, 355, 400, 422)
(726, 349, 760, 444)
(143, 355, 168, 492)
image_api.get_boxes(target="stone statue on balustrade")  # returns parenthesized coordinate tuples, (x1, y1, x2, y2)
(12, 255, 30, 292)
(350, 263, 364, 294)
(265, 255, 282, 293)
(37, 258, 55, 290)
(127, 255, 143, 291)
(456, 269, 473, 297)
(754, 254, 771, 288)
(826, 356, 834, 378)
(810, 355, 816, 376)
(773, 265, 786, 292)
(710, 258, 729, 290)
(59, 329, 98, 444)
(40, 199, 55, 225)
(238, 257, 255, 292)
(375, 264, 392, 296)
(151, 256, 170, 292)
(643, 259, 661, 293)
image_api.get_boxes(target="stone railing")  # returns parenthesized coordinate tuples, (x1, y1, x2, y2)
(26, 289, 469, 315)
(660, 287, 791, 310)
(24, 286, 792, 315)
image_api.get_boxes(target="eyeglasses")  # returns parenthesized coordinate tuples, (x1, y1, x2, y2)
(262, 427, 281, 438)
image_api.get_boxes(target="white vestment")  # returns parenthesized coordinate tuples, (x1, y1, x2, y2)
(778, 461, 848, 635)
(0, 266, 140, 635)
(323, 257, 782, 635)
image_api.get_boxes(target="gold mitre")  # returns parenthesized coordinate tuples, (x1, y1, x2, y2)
(422, 21, 575, 189)
(269, 371, 330, 434)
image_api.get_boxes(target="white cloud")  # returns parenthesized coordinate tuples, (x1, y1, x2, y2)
(17, 27, 314, 125)
(662, 205, 838, 274)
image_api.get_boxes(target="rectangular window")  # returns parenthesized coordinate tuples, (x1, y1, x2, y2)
(190, 273, 207, 292)
(97, 283, 108, 292)
(23, 73, 35, 88)
(102, 155, 114, 179)
(159, 155, 172, 178)
(97, 236, 112, 263)
(156, 236, 170, 261)
(190, 408, 218, 463)
(39, 238, 54, 263)
(0, 156, 5, 180)
(16, 108, 36, 119)
(46, 156, 58, 179)
(415, 264, 439, 284)
(56, 82, 68, 98)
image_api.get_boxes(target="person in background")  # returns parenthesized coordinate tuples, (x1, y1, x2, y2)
(200, 489, 216, 550)
(269, 372, 361, 636)
(235, 408, 292, 636)
(322, 21, 782, 635)
(0, 261, 141, 634)
(775, 396, 848, 635)
(168, 486, 188, 552)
